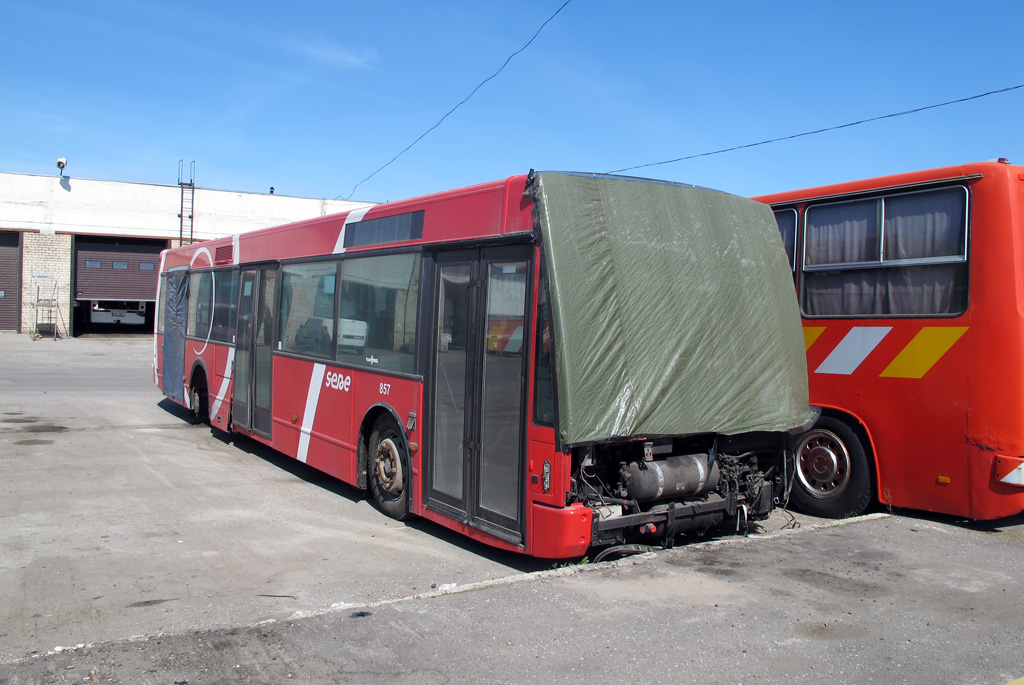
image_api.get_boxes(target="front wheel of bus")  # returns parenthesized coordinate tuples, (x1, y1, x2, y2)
(790, 417, 872, 518)
(369, 414, 413, 521)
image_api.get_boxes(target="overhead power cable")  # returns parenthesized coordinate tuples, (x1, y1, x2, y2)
(341, 0, 575, 200)
(606, 83, 1024, 175)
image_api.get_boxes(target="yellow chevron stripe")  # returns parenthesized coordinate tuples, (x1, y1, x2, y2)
(803, 326, 826, 351)
(879, 327, 968, 379)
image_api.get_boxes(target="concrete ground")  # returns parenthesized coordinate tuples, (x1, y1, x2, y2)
(1, 332, 1022, 684)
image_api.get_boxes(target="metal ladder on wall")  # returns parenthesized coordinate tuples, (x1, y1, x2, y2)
(178, 160, 195, 245)
(33, 277, 65, 340)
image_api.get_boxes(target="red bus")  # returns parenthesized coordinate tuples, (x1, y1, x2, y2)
(756, 160, 1024, 520)
(155, 171, 812, 558)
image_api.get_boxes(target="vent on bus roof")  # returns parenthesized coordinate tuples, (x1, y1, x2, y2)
(344, 210, 424, 248)
(214, 245, 234, 265)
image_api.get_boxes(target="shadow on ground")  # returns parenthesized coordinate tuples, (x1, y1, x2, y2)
(156, 397, 554, 573)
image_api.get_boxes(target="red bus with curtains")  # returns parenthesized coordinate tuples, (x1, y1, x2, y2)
(756, 160, 1024, 521)
(155, 171, 813, 559)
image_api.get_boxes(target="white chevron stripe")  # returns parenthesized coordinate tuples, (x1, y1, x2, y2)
(333, 206, 373, 254)
(815, 327, 892, 375)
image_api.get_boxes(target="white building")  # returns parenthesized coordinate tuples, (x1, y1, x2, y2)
(0, 171, 371, 335)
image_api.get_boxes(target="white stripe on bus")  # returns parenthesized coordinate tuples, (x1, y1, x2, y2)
(815, 326, 892, 375)
(208, 348, 235, 421)
(297, 363, 327, 463)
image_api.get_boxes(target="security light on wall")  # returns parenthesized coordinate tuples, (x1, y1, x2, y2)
(56, 158, 67, 176)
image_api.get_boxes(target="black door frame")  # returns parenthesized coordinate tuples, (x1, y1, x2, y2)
(422, 244, 533, 544)
(232, 263, 277, 438)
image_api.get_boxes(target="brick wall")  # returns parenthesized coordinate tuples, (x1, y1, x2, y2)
(21, 232, 72, 336)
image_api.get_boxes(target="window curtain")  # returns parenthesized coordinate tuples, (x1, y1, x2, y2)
(803, 189, 966, 316)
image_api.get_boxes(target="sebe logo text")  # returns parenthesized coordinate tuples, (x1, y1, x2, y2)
(325, 371, 352, 392)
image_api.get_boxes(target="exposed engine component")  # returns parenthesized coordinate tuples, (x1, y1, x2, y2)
(569, 433, 786, 549)
(621, 451, 720, 502)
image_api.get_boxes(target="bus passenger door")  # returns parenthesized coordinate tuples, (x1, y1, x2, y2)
(427, 246, 531, 545)
(233, 265, 277, 438)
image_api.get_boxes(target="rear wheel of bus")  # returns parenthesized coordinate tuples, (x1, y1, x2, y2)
(791, 416, 872, 518)
(189, 370, 209, 425)
(369, 414, 413, 521)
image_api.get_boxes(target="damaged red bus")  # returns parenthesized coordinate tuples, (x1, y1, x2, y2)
(757, 160, 1024, 521)
(155, 171, 812, 558)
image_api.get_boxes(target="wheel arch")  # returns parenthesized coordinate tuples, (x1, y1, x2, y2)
(816, 406, 881, 504)
(187, 358, 210, 419)
(357, 403, 409, 490)
(188, 357, 209, 388)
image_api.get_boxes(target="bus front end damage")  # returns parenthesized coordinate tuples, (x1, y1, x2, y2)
(569, 433, 788, 548)
(530, 171, 813, 554)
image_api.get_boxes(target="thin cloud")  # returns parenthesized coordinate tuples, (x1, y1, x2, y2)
(277, 35, 374, 71)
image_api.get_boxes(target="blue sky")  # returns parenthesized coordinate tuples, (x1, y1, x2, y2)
(3, 1, 1023, 204)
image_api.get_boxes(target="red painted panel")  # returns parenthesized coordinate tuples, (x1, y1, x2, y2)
(271, 355, 424, 488)
(528, 503, 592, 559)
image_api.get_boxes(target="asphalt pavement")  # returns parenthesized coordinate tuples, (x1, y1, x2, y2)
(1, 332, 1022, 684)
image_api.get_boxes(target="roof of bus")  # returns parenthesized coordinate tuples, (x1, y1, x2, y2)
(160, 173, 534, 270)
(753, 160, 1023, 206)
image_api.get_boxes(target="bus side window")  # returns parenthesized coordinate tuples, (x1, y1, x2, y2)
(210, 270, 239, 343)
(772, 208, 798, 275)
(801, 187, 968, 317)
(187, 272, 213, 339)
(279, 262, 338, 360)
(338, 253, 419, 374)
(533, 275, 554, 427)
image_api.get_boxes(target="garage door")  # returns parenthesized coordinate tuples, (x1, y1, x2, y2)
(75, 237, 166, 301)
(0, 231, 20, 331)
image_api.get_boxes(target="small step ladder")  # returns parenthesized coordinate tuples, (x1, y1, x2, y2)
(33, 277, 65, 340)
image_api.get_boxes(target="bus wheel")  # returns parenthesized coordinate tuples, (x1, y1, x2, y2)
(369, 414, 413, 521)
(791, 417, 871, 518)
(189, 378, 209, 425)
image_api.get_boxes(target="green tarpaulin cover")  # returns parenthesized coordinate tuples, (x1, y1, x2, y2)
(529, 172, 812, 446)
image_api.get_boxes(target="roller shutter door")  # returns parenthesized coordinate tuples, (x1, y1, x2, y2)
(0, 231, 20, 331)
(75, 237, 166, 301)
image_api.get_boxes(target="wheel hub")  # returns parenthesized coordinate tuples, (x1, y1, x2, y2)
(795, 429, 851, 499)
(375, 437, 404, 494)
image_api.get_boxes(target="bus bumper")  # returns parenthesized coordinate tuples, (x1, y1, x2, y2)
(529, 502, 592, 559)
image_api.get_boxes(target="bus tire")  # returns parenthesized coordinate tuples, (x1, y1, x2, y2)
(368, 414, 413, 521)
(189, 372, 209, 425)
(790, 416, 872, 518)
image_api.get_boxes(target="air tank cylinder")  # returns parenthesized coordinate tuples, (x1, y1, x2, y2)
(622, 454, 720, 503)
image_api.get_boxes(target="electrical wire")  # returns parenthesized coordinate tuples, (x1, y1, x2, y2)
(340, 0, 575, 200)
(605, 83, 1024, 175)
